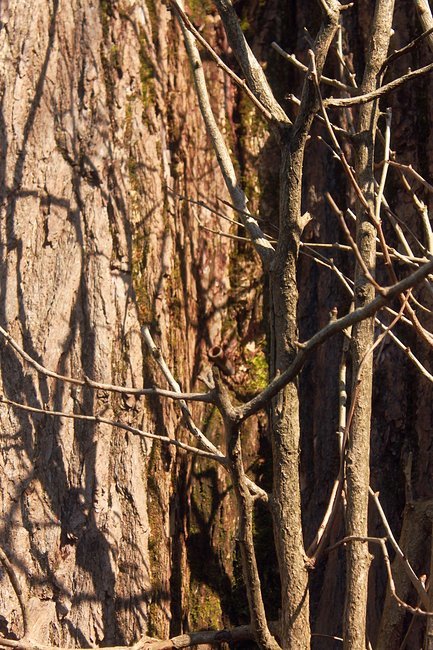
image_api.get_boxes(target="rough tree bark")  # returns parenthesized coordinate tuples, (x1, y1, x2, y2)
(343, 1, 395, 647)
(0, 0, 235, 644)
(269, 6, 340, 646)
(1, 1, 433, 649)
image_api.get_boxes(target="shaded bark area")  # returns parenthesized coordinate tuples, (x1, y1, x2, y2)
(244, 0, 433, 647)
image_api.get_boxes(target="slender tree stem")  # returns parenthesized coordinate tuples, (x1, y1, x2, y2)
(344, 1, 395, 646)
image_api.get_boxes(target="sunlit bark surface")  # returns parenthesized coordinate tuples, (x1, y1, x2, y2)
(0, 0, 433, 648)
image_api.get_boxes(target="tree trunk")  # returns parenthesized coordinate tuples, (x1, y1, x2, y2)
(0, 0, 234, 643)
(2, 1, 433, 649)
(344, 2, 395, 647)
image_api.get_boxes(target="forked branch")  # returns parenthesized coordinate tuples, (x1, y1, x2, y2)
(240, 256, 433, 419)
(174, 0, 275, 268)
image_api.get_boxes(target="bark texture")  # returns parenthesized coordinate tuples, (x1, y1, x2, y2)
(343, 1, 395, 647)
(0, 0, 234, 644)
(1, 0, 433, 649)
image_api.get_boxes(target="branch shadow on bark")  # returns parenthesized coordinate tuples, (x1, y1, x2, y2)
(0, 5, 158, 643)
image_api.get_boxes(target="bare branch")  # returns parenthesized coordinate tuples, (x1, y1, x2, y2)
(0, 325, 213, 404)
(302, 239, 427, 265)
(326, 61, 433, 107)
(143, 328, 268, 501)
(216, 197, 279, 235)
(382, 26, 433, 71)
(306, 296, 407, 562)
(386, 159, 433, 195)
(142, 326, 224, 457)
(212, 372, 279, 650)
(0, 547, 29, 637)
(271, 41, 355, 94)
(307, 296, 406, 564)
(413, 0, 433, 53)
(168, 0, 274, 123)
(239, 256, 433, 419)
(334, 23, 358, 89)
(369, 487, 430, 609)
(311, 50, 433, 352)
(194, 214, 254, 243)
(169, 189, 243, 230)
(303, 244, 433, 382)
(289, 93, 352, 136)
(327, 536, 433, 616)
(0, 622, 281, 650)
(375, 108, 392, 223)
(325, 192, 382, 291)
(0, 395, 226, 464)
(213, 0, 290, 127)
(174, 0, 275, 267)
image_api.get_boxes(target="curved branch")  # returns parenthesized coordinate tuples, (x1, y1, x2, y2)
(326, 62, 433, 107)
(0, 622, 281, 650)
(271, 42, 355, 94)
(0, 326, 213, 404)
(239, 257, 433, 419)
(0, 547, 29, 637)
(327, 536, 433, 617)
(0, 396, 226, 464)
(369, 488, 430, 609)
(382, 26, 433, 71)
(142, 326, 225, 456)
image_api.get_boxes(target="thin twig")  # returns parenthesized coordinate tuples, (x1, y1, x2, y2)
(311, 632, 343, 643)
(239, 255, 433, 420)
(389, 162, 433, 256)
(375, 108, 392, 223)
(142, 326, 224, 457)
(382, 26, 433, 71)
(216, 197, 279, 233)
(174, 0, 275, 267)
(375, 186, 415, 258)
(327, 535, 433, 616)
(369, 487, 430, 609)
(271, 42, 355, 93)
(0, 325, 213, 403)
(168, 0, 274, 122)
(0, 547, 29, 637)
(142, 327, 268, 501)
(325, 193, 382, 291)
(386, 159, 433, 195)
(287, 93, 352, 136)
(0, 395, 226, 464)
(194, 214, 254, 243)
(169, 187, 243, 228)
(326, 61, 433, 107)
(307, 299, 406, 562)
(311, 50, 433, 346)
(334, 24, 358, 89)
(302, 244, 433, 382)
(309, 51, 384, 223)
